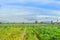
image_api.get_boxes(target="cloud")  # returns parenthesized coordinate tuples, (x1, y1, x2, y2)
(0, 0, 59, 5)
(0, 0, 60, 5)
(0, 6, 60, 22)
(1, 0, 59, 11)
(0, 0, 60, 22)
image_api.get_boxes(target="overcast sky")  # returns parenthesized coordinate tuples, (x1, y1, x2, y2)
(0, 0, 60, 22)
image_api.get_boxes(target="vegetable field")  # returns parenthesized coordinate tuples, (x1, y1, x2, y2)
(0, 24, 60, 40)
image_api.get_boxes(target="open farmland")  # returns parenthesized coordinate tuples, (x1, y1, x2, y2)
(0, 24, 60, 40)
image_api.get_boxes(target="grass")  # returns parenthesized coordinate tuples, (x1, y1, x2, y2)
(0, 24, 60, 40)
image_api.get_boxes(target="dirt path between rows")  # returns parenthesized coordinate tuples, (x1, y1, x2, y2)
(35, 35, 39, 40)
(19, 27, 26, 40)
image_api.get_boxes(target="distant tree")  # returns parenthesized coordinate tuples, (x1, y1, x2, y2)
(0, 22, 2, 24)
(40, 22, 44, 24)
(22, 22, 25, 24)
(56, 19, 60, 24)
(35, 20, 38, 24)
(51, 20, 54, 24)
(57, 19, 59, 23)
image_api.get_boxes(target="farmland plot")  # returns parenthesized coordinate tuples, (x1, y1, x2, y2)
(0, 24, 60, 40)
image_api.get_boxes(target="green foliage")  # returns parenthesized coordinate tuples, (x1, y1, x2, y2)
(22, 22, 25, 24)
(0, 22, 3, 24)
(35, 20, 38, 24)
(51, 20, 53, 24)
(0, 24, 60, 40)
